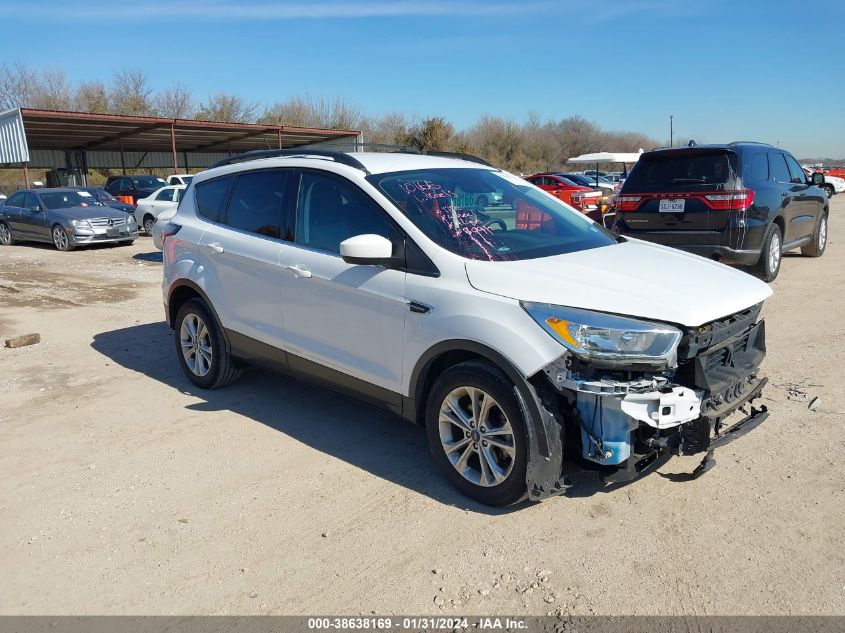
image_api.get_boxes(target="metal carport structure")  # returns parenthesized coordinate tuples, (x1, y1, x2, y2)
(0, 108, 362, 186)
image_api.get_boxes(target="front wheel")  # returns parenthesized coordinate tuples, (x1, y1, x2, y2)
(821, 184, 834, 198)
(174, 298, 242, 389)
(425, 361, 528, 506)
(802, 211, 827, 257)
(752, 223, 782, 282)
(52, 225, 73, 251)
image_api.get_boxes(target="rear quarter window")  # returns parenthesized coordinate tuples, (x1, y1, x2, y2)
(746, 153, 770, 183)
(194, 175, 234, 223)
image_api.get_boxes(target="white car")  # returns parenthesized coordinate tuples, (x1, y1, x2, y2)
(151, 206, 178, 250)
(135, 185, 186, 235)
(162, 149, 772, 505)
(167, 174, 194, 186)
(802, 167, 843, 197)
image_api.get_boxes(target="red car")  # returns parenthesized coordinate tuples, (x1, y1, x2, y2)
(525, 173, 602, 218)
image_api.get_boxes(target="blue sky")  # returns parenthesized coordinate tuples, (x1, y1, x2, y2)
(2, 0, 844, 157)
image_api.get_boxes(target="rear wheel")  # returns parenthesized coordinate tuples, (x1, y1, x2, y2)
(174, 298, 242, 389)
(753, 223, 782, 282)
(802, 211, 827, 257)
(143, 215, 155, 236)
(425, 361, 528, 506)
(0, 221, 13, 245)
(52, 225, 73, 251)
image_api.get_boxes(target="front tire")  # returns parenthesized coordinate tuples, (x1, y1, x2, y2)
(0, 221, 14, 246)
(174, 298, 242, 389)
(802, 211, 827, 257)
(753, 223, 782, 282)
(52, 225, 73, 251)
(425, 361, 528, 506)
(821, 184, 834, 198)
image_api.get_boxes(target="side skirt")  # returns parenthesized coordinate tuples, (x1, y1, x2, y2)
(225, 329, 404, 417)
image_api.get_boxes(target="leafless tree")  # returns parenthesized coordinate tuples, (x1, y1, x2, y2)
(74, 81, 109, 113)
(109, 68, 154, 116)
(155, 83, 195, 119)
(196, 92, 259, 123)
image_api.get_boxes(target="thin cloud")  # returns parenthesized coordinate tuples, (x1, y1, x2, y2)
(0, 0, 703, 21)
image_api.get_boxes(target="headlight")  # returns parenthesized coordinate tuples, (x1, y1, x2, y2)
(127, 216, 137, 226)
(522, 302, 682, 368)
(70, 219, 91, 228)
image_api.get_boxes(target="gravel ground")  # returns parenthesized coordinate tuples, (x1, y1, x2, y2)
(0, 200, 842, 616)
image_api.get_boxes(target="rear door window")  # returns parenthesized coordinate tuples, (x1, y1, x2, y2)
(194, 175, 234, 223)
(624, 151, 739, 192)
(770, 153, 792, 184)
(224, 170, 290, 239)
(747, 153, 769, 183)
(156, 188, 175, 202)
(6, 192, 25, 207)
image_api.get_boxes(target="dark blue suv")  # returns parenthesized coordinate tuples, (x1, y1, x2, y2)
(614, 142, 829, 281)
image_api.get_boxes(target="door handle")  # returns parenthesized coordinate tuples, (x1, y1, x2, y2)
(207, 241, 224, 254)
(286, 264, 312, 278)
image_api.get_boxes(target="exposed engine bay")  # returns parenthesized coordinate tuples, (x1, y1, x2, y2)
(539, 303, 768, 487)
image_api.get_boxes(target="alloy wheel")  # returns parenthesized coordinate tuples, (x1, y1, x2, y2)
(819, 216, 827, 251)
(438, 386, 515, 487)
(180, 313, 213, 377)
(768, 231, 781, 276)
(52, 226, 68, 251)
(0, 223, 10, 245)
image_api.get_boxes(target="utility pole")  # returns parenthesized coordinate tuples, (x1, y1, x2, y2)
(670, 115, 674, 147)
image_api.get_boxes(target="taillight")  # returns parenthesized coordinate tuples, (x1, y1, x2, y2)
(703, 190, 754, 210)
(616, 196, 642, 211)
(162, 223, 181, 243)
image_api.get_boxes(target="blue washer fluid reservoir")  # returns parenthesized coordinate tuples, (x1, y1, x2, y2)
(576, 392, 638, 466)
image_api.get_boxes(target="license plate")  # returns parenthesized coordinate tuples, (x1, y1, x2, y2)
(659, 199, 685, 213)
(107, 228, 119, 237)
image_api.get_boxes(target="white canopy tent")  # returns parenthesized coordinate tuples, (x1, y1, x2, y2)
(567, 149, 645, 186)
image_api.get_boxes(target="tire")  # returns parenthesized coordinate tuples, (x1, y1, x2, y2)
(0, 221, 14, 246)
(143, 215, 156, 236)
(476, 195, 489, 208)
(752, 223, 782, 282)
(425, 360, 528, 506)
(52, 224, 73, 251)
(802, 211, 828, 257)
(821, 184, 834, 198)
(174, 298, 242, 389)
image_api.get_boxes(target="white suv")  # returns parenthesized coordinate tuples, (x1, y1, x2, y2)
(162, 149, 773, 505)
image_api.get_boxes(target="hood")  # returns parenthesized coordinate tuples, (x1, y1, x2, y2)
(51, 206, 132, 220)
(464, 239, 772, 327)
(107, 201, 135, 212)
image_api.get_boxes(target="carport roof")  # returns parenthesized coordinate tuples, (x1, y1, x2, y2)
(1, 108, 360, 160)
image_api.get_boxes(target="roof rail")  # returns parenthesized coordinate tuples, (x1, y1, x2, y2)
(728, 141, 773, 147)
(423, 151, 493, 167)
(209, 149, 371, 173)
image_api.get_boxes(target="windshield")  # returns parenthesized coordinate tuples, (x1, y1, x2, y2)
(39, 191, 103, 209)
(181, 176, 194, 185)
(368, 168, 616, 262)
(86, 188, 117, 202)
(132, 176, 167, 189)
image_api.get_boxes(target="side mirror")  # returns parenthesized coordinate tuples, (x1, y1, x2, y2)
(811, 172, 825, 186)
(29, 205, 42, 212)
(340, 234, 394, 266)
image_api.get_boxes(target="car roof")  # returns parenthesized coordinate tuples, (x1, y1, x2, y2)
(646, 142, 776, 156)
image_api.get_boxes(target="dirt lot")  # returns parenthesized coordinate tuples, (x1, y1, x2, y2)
(1, 200, 843, 617)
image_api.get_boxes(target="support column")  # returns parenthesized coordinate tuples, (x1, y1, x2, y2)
(119, 138, 127, 175)
(277, 128, 283, 149)
(23, 162, 29, 188)
(170, 123, 178, 173)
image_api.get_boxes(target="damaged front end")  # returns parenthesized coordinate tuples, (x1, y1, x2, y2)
(524, 302, 769, 500)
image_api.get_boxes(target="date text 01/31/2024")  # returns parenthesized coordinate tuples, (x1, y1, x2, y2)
(307, 617, 528, 630)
